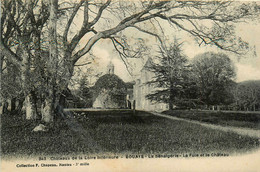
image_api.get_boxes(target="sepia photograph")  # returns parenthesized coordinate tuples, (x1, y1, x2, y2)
(1, 0, 260, 171)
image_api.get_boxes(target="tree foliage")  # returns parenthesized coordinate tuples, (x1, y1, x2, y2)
(93, 74, 127, 95)
(75, 75, 92, 108)
(145, 40, 193, 109)
(191, 52, 236, 106)
(233, 80, 260, 111)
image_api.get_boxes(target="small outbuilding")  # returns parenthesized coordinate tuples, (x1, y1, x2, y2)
(92, 66, 128, 109)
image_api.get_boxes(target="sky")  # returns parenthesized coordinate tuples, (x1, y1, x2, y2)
(74, 23, 260, 85)
(234, 23, 260, 81)
(71, 1, 260, 86)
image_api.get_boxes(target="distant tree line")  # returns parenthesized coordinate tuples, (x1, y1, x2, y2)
(146, 41, 260, 111)
(232, 80, 260, 111)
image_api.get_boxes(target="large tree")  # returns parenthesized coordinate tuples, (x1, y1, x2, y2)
(1, 0, 50, 119)
(40, 0, 58, 122)
(145, 40, 194, 110)
(191, 52, 236, 107)
(1, 0, 260, 122)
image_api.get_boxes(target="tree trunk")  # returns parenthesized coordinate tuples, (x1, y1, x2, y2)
(0, 54, 4, 115)
(2, 101, 8, 114)
(41, 96, 54, 123)
(25, 95, 36, 120)
(11, 97, 16, 112)
(169, 83, 174, 110)
(59, 91, 67, 108)
(169, 102, 173, 110)
(18, 37, 37, 120)
(40, 0, 58, 123)
(16, 97, 24, 114)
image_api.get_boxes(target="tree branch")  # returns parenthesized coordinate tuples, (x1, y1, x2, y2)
(74, 62, 91, 67)
(111, 38, 132, 76)
(0, 41, 22, 69)
(88, 0, 111, 27)
(130, 25, 163, 46)
(70, 1, 170, 64)
(63, 0, 84, 44)
(67, 0, 111, 53)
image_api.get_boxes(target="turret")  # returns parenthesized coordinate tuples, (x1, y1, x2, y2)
(107, 61, 114, 74)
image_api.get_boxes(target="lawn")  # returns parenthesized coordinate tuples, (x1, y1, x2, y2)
(163, 110, 260, 129)
(1, 110, 259, 159)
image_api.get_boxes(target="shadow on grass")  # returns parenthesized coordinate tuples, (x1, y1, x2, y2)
(1, 110, 259, 159)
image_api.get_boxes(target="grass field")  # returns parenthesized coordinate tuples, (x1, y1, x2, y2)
(1, 110, 259, 158)
(163, 110, 260, 129)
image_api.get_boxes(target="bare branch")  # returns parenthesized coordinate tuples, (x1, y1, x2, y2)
(111, 38, 132, 76)
(67, 0, 111, 53)
(74, 62, 91, 67)
(0, 41, 22, 69)
(63, 0, 84, 44)
(88, 0, 111, 27)
(130, 25, 163, 46)
(156, 13, 245, 54)
(71, 33, 103, 64)
(83, 0, 89, 26)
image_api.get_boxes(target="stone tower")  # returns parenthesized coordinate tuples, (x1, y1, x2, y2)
(107, 61, 114, 74)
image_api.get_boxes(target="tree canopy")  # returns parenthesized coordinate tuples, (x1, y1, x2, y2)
(191, 52, 236, 106)
(233, 80, 260, 111)
(145, 40, 192, 109)
(93, 74, 127, 95)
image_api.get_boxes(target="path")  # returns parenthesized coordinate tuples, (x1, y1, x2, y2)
(150, 112, 260, 139)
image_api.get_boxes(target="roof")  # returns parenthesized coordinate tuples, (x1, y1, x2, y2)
(141, 57, 153, 72)
(125, 81, 135, 88)
(93, 74, 127, 91)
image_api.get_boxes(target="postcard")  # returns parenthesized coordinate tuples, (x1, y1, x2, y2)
(1, 0, 260, 171)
